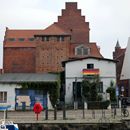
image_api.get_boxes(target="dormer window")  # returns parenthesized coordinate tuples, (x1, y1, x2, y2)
(75, 45, 90, 56)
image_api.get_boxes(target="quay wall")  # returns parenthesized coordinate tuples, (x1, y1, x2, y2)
(18, 123, 128, 130)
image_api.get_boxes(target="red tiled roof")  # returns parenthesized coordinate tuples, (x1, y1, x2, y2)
(5, 24, 69, 39)
(89, 42, 103, 58)
(35, 24, 70, 36)
(5, 29, 44, 38)
(70, 42, 103, 58)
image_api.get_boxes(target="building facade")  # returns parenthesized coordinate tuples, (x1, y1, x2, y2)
(63, 57, 116, 105)
(3, 2, 102, 73)
(113, 40, 130, 97)
(0, 73, 57, 110)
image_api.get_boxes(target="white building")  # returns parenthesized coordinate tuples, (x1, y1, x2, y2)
(63, 56, 116, 105)
(0, 73, 57, 110)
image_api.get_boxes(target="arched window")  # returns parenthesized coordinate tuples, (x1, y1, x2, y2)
(75, 45, 90, 56)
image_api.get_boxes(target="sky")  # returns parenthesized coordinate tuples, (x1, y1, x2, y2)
(0, 0, 130, 68)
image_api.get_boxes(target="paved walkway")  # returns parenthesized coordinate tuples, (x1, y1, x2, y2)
(0, 108, 129, 124)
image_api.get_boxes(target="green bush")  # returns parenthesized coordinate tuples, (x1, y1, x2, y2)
(87, 100, 110, 109)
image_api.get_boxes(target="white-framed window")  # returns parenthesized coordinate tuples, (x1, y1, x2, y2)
(0, 92, 7, 103)
(75, 45, 90, 56)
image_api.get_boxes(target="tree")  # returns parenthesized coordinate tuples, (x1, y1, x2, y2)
(82, 76, 101, 102)
(106, 81, 116, 102)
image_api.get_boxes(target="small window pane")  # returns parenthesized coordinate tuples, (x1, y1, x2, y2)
(19, 38, 25, 41)
(77, 48, 82, 55)
(8, 38, 15, 41)
(57, 36, 64, 41)
(87, 64, 94, 69)
(45, 37, 49, 41)
(0, 92, 7, 103)
(28, 38, 34, 41)
(84, 48, 88, 55)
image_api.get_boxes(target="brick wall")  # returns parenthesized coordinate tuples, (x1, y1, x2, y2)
(35, 37, 70, 73)
(55, 2, 90, 44)
(4, 47, 36, 73)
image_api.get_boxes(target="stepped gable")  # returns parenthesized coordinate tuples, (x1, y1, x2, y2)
(55, 2, 90, 43)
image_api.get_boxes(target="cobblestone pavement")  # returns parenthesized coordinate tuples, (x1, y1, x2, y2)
(0, 108, 130, 124)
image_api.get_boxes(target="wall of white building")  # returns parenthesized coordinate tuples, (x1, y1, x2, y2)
(0, 83, 53, 110)
(65, 58, 116, 104)
(0, 84, 21, 110)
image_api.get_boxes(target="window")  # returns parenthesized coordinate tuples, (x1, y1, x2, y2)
(0, 92, 7, 103)
(97, 82, 103, 93)
(18, 38, 25, 41)
(42, 36, 49, 41)
(28, 38, 34, 41)
(57, 36, 64, 42)
(8, 38, 15, 41)
(87, 64, 94, 69)
(75, 45, 90, 56)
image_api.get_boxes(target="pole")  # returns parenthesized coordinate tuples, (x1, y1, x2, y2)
(63, 84, 66, 120)
(81, 84, 85, 119)
(63, 101, 66, 120)
(54, 105, 57, 120)
(45, 107, 48, 120)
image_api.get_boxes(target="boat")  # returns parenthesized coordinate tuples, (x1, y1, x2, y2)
(0, 106, 19, 130)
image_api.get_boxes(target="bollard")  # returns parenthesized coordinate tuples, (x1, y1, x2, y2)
(45, 107, 48, 120)
(54, 105, 57, 120)
(82, 103, 85, 119)
(5, 109, 7, 119)
(63, 102, 66, 120)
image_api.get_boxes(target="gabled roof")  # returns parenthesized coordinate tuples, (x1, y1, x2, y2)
(70, 42, 103, 58)
(5, 24, 70, 39)
(89, 42, 103, 58)
(62, 56, 117, 66)
(0, 73, 58, 83)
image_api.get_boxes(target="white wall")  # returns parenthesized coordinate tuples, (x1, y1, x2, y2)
(65, 58, 116, 104)
(0, 84, 21, 110)
(0, 84, 53, 110)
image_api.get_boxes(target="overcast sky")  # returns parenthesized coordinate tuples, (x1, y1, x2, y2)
(0, 0, 130, 68)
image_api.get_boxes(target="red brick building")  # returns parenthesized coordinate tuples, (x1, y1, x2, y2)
(113, 41, 130, 97)
(3, 2, 102, 73)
